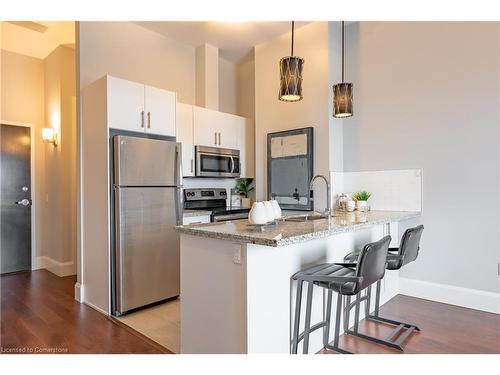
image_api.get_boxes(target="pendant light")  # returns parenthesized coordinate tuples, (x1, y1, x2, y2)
(333, 21, 353, 118)
(279, 21, 304, 102)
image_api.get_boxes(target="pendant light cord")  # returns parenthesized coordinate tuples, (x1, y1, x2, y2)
(291, 21, 295, 56)
(341, 21, 345, 82)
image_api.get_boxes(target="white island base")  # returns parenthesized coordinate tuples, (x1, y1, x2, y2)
(179, 216, 409, 354)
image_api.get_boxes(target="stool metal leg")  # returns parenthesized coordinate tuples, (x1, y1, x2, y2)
(324, 293, 353, 354)
(353, 292, 361, 334)
(344, 295, 351, 332)
(302, 282, 314, 354)
(374, 280, 381, 317)
(365, 286, 372, 318)
(291, 280, 304, 354)
(323, 290, 333, 348)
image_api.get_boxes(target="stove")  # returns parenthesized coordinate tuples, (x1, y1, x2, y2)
(183, 188, 250, 222)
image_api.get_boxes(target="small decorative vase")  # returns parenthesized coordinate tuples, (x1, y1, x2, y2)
(270, 200, 282, 219)
(241, 197, 251, 209)
(263, 201, 276, 222)
(355, 200, 368, 211)
(249, 202, 267, 224)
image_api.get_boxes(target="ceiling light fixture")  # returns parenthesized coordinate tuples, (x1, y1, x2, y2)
(279, 21, 304, 102)
(333, 21, 353, 118)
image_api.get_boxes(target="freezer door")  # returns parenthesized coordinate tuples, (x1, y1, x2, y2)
(114, 135, 182, 187)
(115, 187, 181, 314)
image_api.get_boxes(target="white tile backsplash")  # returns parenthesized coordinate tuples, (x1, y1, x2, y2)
(330, 169, 422, 212)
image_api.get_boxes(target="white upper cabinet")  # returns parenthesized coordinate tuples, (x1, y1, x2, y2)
(193, 106, 238, 150)
(176, 103, 194, 176)
(107, 76, 145, 132)
(145, 85, 176, 137)
(106, 75, 176, 137)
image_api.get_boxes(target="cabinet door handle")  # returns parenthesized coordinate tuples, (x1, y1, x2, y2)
(147, 112, 151, 129)
(218, 132, 221, 146)
(214, 132, 217, 145)
(141, 111, 145, 128)
(190, 159, 194, 173)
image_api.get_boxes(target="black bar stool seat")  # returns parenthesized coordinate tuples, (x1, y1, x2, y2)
(298, 263, 359, 295)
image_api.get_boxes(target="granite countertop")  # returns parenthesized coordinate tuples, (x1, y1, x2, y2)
(183, 209, 212, 218)
(175, 210, 421, 247)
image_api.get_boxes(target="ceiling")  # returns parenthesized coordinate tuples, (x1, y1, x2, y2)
(135, 21, 310, 62)
(1, 21, 75, 59)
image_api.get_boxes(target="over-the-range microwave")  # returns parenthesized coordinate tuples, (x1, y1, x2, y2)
(195, 145, 240, 178)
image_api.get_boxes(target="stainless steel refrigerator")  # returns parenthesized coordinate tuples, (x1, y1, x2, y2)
(113, 135, 183, 315)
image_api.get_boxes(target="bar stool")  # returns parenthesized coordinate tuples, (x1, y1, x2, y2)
(343, 224, 424, 351)
(291, 235, 391, 354)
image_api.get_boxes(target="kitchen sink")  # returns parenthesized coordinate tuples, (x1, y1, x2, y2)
(284, 214, 330, 222)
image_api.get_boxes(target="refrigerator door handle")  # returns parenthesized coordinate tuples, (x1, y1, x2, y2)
(174, 144, 183, 225)
(114, 187, 124, 313)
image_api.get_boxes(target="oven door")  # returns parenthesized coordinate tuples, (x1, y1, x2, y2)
(195, 146, 240, 178)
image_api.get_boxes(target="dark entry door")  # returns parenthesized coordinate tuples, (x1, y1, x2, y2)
(1, 124, 32, 274)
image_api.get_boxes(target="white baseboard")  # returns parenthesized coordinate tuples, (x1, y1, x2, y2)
(399, 277, 500, 314)
(74, 282, 83, 302)
(34, 256, 76, 277)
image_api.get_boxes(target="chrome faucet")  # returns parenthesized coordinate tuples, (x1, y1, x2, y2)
(309, 174, 332, 218)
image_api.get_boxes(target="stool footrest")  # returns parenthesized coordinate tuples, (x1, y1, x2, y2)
(346, 330, 404, 351)
(324, 344, 353, 354)
(366, 315, 421, 331)
(296, 321, 328, 343)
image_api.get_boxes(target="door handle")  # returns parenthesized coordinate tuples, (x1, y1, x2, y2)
(218, 132, 221, 146)
(190, 159, 194, 173)
(214, 132, 217, 145)
(15, 199, 31, 206)
(141, 111, 145, 128)
(147, 112, 151, 129)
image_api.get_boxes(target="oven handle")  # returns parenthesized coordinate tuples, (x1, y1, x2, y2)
(229, 156, 234, 173)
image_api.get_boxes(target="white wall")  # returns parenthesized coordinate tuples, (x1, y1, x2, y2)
(236, 53, 255, 120)
(254, 22, 330, 210)
(78, 22, 196, 103)
(342, 22, 500, 294)
(219, 57, 237, 115)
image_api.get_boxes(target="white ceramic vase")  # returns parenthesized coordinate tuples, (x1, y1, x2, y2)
(355, 200, 368, 211)
(263, 201, 276, 222)
(270, 200, 282, 219)
(248, 202, 267, 224)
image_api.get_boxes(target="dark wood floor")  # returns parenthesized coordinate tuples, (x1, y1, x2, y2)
(322, 294, 500, 354)
(0, 270, 169, 354)
(1, 270, 499, 354)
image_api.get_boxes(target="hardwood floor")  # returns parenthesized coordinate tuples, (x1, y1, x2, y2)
(1, 270, 499, 354)
(321, 294, 500, 354)
(0, 270, 169, 354)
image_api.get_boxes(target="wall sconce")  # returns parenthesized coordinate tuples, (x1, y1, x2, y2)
(42, 128, 58, 146)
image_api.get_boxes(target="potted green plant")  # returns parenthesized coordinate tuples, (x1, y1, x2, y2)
(235, 178, 254, 208)
(352, 190, 372, 212)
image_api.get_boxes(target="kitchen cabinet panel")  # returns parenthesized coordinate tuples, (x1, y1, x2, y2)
(145, 85, 176, 137)
(176, 103, 195, 176)
(107, 76, 145, 132)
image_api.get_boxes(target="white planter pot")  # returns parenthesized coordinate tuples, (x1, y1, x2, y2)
(355, 200, 368, 211)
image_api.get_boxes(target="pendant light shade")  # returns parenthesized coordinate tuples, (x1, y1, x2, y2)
(279, 21, 304, 102)
(333, 82, 353, 117)
(333, 21, 353, 118)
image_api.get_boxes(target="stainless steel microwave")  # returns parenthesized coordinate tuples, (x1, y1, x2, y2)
(195, 145, 240, 178)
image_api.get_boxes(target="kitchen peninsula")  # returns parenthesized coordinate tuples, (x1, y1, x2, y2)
(176, 210, 420, 354)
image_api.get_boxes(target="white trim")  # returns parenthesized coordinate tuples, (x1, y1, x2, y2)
(34, 256, 76, 277)
(399, 277, 500, 315)
(74, 282, 83, 302)
(0, 120, 37, 269)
